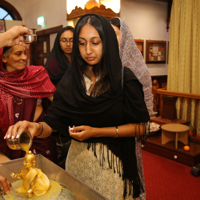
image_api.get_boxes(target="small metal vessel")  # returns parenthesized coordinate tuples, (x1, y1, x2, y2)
(6, 130, 32, 151)
(24, 28, 37, 43)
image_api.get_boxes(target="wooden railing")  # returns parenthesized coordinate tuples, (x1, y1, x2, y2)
(152, 80, 200, 142)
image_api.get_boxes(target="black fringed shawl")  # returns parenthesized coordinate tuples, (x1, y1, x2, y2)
(42, 14, 150, 198)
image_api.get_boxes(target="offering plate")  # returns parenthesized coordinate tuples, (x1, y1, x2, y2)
(0, 154, 109, 200)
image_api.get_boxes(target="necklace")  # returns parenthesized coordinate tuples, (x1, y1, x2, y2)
(12, 96, 23, 105)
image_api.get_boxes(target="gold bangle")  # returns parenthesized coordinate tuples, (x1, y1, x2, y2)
(35, 122, 43, 137)
(114, 126, 119, 138)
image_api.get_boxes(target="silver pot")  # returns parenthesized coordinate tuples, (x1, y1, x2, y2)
(6, 130, 32, 151)
(24, 28, 37, 43)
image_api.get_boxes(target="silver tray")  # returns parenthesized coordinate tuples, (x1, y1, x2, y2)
(0, 154, 109, 200)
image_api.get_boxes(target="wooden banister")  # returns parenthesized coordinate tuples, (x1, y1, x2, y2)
(152, 80, 200, 143)
(156, 89, 200, 99)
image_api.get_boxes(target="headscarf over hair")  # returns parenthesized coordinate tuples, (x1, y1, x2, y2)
(116, 17, 153, 113)
(44, 26, 74, 85)
(0, 47, 56, 135)
(42, 14, 150, 198)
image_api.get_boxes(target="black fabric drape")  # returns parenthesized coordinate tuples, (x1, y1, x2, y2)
(42, 14, 150, 198)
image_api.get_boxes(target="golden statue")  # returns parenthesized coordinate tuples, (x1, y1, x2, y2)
(10, 151, 50, 198)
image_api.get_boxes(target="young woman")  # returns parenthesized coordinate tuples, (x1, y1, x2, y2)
(5, 14, 150, 200)
(109, 17, 153, 200)
(44, 26, 74, 86)
(0, 46, 57, 163)
(44, 26, 75, 168)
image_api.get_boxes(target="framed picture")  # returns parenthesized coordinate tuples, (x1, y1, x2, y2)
(134, 39, 144, 57)
(0, 20, 5, 33)
(146, 40, 166, 63)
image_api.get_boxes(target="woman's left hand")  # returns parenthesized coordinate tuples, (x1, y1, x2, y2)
(68, 125, 95, 141)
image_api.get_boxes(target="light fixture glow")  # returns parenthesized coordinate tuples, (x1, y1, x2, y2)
(66, 0, 120, 14)
(37, 16, 45, 25)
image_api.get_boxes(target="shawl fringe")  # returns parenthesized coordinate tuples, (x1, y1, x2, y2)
(87, 142, 144, 198)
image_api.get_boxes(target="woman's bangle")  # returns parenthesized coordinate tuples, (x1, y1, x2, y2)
(35, 122, 43, 137)
(113, 126, 119, 138)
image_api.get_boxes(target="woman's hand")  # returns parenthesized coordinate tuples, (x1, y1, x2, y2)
(4, 26, 31, 47)
(0, 174, 12, 195)
(68, 125, 95, 141)
(4, 120, 40, 140)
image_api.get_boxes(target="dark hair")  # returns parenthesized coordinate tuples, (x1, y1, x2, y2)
(58, 26, 74, 51)
(73, 15, 110, 97)
(109, 18, 120, 29)
(3, 46, 12, 56)
(61, 26, 75, 34)
(53, 26, 75, 53)
(2, 46, 13, 70)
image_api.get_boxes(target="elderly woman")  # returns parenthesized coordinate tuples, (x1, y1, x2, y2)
(0, 45, 57, 162)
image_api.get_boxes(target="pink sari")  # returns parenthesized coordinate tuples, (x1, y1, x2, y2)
(0, 48, 57, 162)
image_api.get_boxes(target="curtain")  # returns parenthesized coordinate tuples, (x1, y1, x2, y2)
(168, 0, 200, 135)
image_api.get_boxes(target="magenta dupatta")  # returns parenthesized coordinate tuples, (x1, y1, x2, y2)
(0, 47, 56, 146)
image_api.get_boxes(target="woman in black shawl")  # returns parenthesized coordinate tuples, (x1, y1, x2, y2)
(44, 26, 74, 86)
(44, 26, 74, 168)
(5, 14, 150, 200)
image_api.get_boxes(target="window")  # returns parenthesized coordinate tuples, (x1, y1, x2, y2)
(0, 7, 13, 20)
(0, 1, 22, 20)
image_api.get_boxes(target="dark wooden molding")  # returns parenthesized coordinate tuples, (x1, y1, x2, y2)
(0, 0, 22, 20)
(67, 4, 119, 20)
(36, 25, 63, 36)
(189, 136, 200, 144)
(166, 0, 173, 32)
(151, 75, 167, 88)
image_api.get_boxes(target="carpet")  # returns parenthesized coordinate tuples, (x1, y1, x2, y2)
(142, 150, 200, 200)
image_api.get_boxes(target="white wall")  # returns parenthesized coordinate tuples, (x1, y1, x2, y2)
(4, 0, 169, 75)
(121, 0, 169, 76)
(23, 0, 68, 30)
(5, 20, 23, 30)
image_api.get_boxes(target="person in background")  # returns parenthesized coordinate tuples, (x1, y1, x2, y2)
(5, 14, 150, 200)
(109, 17, 153, 200)
(45, 26, 74, 86)
(0, 45, 57, 163)
(44, 26, 75, 168)
(109, 17, 153, 114)
(0, 25, 31, 195)
(0, 26, 31, 48)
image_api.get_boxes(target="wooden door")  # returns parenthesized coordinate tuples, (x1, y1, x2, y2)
(29, 25, 63, 66)
(30, 35, 49, 66)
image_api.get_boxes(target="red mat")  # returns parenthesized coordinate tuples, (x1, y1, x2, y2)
(142, 150, 200, 200)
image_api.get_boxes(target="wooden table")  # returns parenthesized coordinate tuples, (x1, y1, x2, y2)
(161, 124, 189, 149)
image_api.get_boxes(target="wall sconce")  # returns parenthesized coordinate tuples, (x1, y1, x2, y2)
(66, 0, 120, 21)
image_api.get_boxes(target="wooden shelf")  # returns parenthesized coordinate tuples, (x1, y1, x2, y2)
(150, 116, 190, 126)
(143, 131, 200, 167)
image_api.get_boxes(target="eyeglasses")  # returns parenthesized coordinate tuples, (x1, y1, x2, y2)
(60, 38, 73, 44)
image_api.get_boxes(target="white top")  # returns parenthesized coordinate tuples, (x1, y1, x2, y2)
(83, 74, 99, 96)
